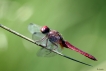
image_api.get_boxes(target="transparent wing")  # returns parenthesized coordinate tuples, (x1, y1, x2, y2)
(28, 23, 41, 34)
(37, 48, 56, 57)
(37, 41, 62, 57)
(28, 23, 45, 45)
(28, 23, 45, 38)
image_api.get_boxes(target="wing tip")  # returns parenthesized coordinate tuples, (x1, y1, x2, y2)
(30, 23, 34, 25)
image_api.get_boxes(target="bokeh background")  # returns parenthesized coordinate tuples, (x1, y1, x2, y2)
(0, 0, 106, 71)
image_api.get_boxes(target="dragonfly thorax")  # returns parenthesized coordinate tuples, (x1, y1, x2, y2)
(48, 30, 61, 43)
(40, 26, 50, 34)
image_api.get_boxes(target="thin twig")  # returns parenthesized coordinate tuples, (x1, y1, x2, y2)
(0, 24, 92, 67)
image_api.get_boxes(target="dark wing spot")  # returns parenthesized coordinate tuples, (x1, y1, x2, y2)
(33, 32, 37, 34)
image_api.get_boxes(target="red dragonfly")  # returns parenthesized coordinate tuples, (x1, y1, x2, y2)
(28, 23, 97, 61)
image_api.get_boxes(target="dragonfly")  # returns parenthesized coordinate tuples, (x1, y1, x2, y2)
(28, 23, 97, 61)
(0, 24, 96, 66)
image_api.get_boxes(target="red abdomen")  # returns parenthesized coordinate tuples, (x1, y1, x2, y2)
(64, 41, 97, 61)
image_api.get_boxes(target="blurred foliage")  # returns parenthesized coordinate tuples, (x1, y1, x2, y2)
(0, 0, 106, 71)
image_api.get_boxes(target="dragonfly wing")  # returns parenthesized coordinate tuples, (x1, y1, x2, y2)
(28, 23, 45, 38)
(37, 48, 56, 57)
(28, 23, 41, 34)
(28, 23, 45, 45)
(37, 41, 62, 57)
(32, 32, 45, 41)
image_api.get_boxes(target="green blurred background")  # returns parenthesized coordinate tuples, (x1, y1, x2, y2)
(0, 0, 106, 71)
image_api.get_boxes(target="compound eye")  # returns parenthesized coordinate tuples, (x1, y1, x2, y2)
(40, 26, 50, 34)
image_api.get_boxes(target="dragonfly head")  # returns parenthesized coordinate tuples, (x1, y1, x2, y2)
(40, 26, 50, 34)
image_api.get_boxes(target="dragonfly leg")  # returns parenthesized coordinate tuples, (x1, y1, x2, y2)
(42, 38, 52, 56)
(37, 37, 48, 47)
(35, 35, 47, 42)
(45, 38, 48, 47)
